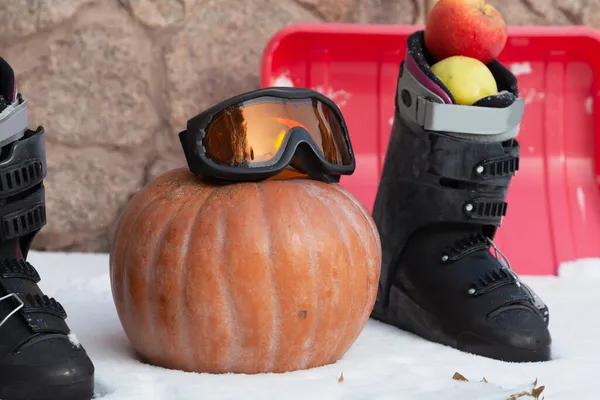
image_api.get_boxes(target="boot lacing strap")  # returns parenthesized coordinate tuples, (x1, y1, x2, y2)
(440, 234, 549, 319)
(440, 234, 521, 294)
(0, 259, 70, 335)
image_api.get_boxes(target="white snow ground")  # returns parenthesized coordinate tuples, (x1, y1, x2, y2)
(26, 251, 600, 400)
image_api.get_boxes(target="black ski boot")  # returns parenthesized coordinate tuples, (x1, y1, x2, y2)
(371, 31, 551, 362)
(0, 58, 95, 399)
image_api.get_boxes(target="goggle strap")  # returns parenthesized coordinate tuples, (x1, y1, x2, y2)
(293, 147, 340, 183)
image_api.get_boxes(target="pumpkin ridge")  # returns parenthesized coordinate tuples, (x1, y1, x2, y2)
(296, 180, 360, 364)
(256, 182, 280, 372)
(311, 185, 357, 362)
(117, 192, 164, 345)
(328, 184, 382, 255)
(296, 180, 380, 356)
(112, 186, 174, 253)
(149, 192, 201, 369)
(220, 182, 281, 372)
(180, 186, 223, 370)
(327, 187, 374, 357)
(292, 181, 325, 368)
(327, 184, 381, 335)
(128, 195, 196, 363)
(215, 184, 262, 372)
(265, 179, 319, 371)
(111, 188, 165, 294)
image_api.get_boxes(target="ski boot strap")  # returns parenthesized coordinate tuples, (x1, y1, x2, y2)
(0, 259, 68, 333)
(398, 57, 524, 142)
(0, 127, 47, 240)
(387, 57, 523, 230)
(390, 118, 520, 230)
(0, 260, 70, 358)
(0, 112, 67, 352)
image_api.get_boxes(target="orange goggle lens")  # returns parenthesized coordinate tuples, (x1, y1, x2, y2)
(203, 97, 352, 167)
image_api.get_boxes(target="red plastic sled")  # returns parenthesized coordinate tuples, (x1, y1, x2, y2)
(260, 24, 600, 276)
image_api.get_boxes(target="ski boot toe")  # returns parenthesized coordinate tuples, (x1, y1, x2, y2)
(0, 335, 95, 400)
(457, 306, 552, 362)
(377, 229, 553, 363)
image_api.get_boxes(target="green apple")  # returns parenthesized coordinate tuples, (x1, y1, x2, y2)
(431, 55, 498, 106)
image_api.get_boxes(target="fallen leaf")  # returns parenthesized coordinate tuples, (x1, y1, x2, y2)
(507, 391, 531, 399)
(507, 382, 545, 400)
(452, 372, 468, 382)
(532, 385, 545, 399)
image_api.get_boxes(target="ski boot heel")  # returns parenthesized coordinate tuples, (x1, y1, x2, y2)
(371, 32, 551, 362)
(372, 278, 446, 341)
(0, 58, 94, 400)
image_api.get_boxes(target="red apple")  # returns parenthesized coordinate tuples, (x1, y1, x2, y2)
(424, 0, 508, 64)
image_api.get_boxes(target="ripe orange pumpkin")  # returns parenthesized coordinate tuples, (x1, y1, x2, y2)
(109, 168, 381, 374)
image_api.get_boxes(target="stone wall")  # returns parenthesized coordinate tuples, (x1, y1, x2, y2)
(0, 0, 596, 252)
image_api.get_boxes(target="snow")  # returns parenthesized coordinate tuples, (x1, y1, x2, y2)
(26, 250, 600, 400)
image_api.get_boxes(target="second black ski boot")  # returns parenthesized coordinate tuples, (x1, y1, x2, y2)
(0, 57, 95, 399)
(371, 31, 551, 362)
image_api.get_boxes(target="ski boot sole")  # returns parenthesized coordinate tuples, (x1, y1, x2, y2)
(0, 378, 94, 400)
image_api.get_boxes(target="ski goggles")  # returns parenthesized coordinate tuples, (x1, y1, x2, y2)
(179, 87, 356, 183)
